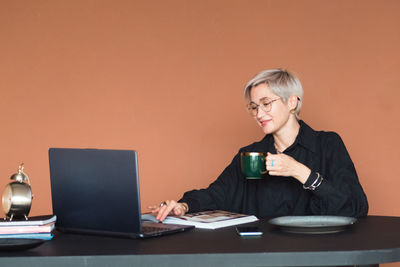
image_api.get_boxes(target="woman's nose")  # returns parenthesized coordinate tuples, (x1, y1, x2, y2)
(256, 106, 266, 118)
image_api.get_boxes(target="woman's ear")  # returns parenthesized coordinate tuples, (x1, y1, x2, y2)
(288, 95, 299, 110)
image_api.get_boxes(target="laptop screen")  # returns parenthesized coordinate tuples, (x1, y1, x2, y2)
(48, 148, 142, 236)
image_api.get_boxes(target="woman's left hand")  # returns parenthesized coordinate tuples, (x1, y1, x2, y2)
(266, 152, 311, 184)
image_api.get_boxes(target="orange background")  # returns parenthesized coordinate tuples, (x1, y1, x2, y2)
(0, 0, 399, 261)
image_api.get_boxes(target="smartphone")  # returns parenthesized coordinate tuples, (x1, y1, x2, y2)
(236, 226, 263, 236)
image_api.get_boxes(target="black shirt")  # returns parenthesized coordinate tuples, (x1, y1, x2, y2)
(179, 120, 368, 218)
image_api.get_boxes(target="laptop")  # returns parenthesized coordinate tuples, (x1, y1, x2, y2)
(48, 148, 194, 238)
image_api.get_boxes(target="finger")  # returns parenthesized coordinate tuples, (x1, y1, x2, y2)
(156, 205, 169, 221)
(173, 203, 186, 216)
(157, 200, 177, 221)
(155, 201, 169, 220)
(172, 205, 183, 216)
(266, 165, 278, 172)
(266, 153, 277, 163)
(161, 202, 177, 221)
(148, 206, 160, 214)
(266, 157, 277, 170)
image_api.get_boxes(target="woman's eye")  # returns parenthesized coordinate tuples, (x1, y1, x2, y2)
(262, 102, 271, 107)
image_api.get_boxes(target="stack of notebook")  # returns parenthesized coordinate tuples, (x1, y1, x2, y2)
(0, 215, 56, 240)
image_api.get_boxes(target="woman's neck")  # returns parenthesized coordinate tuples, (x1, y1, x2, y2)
(273, 118, 300, 153)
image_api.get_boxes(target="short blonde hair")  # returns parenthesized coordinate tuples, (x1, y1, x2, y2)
(244, 69, 303, 117)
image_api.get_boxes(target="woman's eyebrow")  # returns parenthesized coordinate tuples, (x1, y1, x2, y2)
(258, 97, 271, 102)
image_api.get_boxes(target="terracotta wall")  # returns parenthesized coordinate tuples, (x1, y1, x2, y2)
(1, 0, 399, 236)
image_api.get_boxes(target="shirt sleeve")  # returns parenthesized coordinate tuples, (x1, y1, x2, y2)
(178, 153, 243, 213)
(308, 132, 368, 217)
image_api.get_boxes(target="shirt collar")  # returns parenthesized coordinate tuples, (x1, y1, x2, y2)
(296, 120, 318, 154)
(262, 120, 318, 154)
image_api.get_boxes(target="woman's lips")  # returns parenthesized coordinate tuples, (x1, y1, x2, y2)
(260, 119, 271, 127)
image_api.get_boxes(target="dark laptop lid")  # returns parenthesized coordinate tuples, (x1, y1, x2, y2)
(48, 148, 142, 237)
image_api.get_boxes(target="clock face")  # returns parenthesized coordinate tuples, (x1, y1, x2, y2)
(2, 184, 12, 214)
(2, 182, 32, 218)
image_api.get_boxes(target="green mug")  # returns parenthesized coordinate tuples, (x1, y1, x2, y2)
(240, 152, 267, 179)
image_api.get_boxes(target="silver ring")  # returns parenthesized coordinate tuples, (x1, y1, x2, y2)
(160, 201, 167, 207)
(271, 160, 274, 167)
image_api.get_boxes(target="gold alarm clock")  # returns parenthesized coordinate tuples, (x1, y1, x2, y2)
(2, 163, 33, 221)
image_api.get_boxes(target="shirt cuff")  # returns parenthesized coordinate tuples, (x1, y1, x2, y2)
(304, 172, 335, 197)
(178, 198, 201, 213)
(304, 172, 318, 187)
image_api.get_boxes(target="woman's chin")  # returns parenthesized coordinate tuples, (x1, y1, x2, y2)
(261, 125, 274, 134)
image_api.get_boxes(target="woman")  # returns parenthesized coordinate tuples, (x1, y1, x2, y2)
(150, 69, 368, 221)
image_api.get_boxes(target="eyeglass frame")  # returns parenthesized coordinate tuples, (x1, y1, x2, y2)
(246, 97, 282, 116)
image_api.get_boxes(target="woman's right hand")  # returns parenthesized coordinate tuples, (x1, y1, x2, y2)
(148, 200, 189, 222)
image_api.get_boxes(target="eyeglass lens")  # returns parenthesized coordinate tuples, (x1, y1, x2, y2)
(247, 98, 276, 116)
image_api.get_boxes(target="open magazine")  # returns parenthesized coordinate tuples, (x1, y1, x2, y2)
(142, 210, 258, 229)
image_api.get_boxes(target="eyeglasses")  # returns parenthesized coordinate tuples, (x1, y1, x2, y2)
(246, 97, 281, 116)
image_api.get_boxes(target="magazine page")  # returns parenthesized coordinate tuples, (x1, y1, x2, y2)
(177, 210, 250, 223)
(163, 210, 258, 229)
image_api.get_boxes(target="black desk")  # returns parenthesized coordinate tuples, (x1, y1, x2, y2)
(1, 216, 400, 267)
